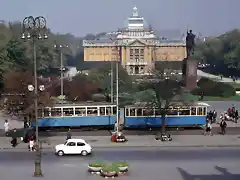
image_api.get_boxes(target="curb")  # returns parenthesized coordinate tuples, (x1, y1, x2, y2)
(1, 144, 240, 151)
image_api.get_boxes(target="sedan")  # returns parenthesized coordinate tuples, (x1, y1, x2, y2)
(55, 138, 92, 156)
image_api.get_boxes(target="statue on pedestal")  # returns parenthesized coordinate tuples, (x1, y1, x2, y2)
(186, 30, 196, 59)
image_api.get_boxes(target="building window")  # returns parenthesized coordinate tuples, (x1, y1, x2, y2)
(130, 49, 133, 54)
(140, 49, 144, 61)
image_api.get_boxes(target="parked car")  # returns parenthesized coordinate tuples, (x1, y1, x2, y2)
(55, 139, 92, 156)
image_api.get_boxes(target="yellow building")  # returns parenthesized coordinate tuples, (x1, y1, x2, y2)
(83, 6, 187, 75)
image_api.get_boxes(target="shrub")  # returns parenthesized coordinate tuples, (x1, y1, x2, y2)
(102, 164, 120, 173)
(113, 162, 129, 167)
(192, 78, 236, 97)
(88, 162, 105, 167)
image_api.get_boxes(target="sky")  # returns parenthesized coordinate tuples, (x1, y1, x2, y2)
(0, 0, 239, 37)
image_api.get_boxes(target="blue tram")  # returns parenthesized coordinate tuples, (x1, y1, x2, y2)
(32, 103, 117, 128)
(32, 102, 209, 129)
(124, 102, 209, 128)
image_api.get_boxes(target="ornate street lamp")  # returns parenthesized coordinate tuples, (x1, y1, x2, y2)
(22, 16, 48, 177)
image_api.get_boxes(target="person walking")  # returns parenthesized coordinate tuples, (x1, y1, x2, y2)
(204, 120, 213, 136)
(66, 128, 72, 140)
(10, 129, 17, 147)
(235, 110, 238, 123)
(220, 119, 227, 135)
(29, 136, 35, 151)
(4, 120, 10, 135)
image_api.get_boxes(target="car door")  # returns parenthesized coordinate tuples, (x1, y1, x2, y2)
(76, 142, 86, 153)
(65, 142, 76, 154)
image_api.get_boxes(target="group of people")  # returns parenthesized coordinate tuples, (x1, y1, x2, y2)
(204, 105, 239, 136)
(4, 119, 36, 151)
(224, 107, 239, 123)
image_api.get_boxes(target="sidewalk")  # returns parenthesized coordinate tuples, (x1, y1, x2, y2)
(197, 70, 240, 83)
(0, 135, 239, 151)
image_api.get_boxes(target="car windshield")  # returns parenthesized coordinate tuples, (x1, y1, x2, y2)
(64, 141, 68, 145)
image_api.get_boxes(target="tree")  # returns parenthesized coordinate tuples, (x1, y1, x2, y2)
(87, 63, 135, 102)
(195, 29, 240, 77)
(138, 69, 181, 136)
(58, 74, 100, 102)
(2, 71, 53, 119)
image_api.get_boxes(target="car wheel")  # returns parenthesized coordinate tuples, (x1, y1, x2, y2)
(57, 150, 64, 156)
(81, 150, 88, 156)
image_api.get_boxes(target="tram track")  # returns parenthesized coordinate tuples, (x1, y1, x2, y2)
(0, 127, 236, 137)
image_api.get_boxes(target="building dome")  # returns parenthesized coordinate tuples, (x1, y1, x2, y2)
(128, 6, 144, 29)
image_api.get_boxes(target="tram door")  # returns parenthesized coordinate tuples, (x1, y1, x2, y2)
(119, 108, 125, 127)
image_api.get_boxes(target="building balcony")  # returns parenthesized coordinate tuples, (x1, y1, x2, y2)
(126, 61, 148, 65)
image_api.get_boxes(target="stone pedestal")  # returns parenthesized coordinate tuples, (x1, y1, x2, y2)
(182, 58, 198, 91)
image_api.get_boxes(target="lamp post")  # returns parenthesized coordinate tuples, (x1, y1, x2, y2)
(116, 50, 119, 133)
(109, 38, 120, 133)
(53, 43, 68, 99)
(110, 61, 114, 103)
(22, 16, 47, 177)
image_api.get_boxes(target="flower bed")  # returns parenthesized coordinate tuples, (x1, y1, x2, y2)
(88, 162, 105, 173)
(88, 161, 129, 178)
(101, 164, 120, 178)
(112, 162, 129, 172)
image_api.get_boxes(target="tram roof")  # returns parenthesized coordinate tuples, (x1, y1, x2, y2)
(125, 101, 210, 108)
(47, 102, 116, 108)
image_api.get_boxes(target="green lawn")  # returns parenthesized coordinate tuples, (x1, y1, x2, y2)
(182, 93, 240, 101)
(201, 95, 240, 101)
(227, 82, 240, 89)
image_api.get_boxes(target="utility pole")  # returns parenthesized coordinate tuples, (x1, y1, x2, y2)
(53, 44, 68, 101)
(116, 46, 119, 133)
(110, 61, 114, 103)
(60, 51, 63, 97)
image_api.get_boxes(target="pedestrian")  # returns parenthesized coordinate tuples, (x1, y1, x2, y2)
(66, 128, 72, 140)
(11, 129, 17, 147)
(220, 119, 227, 135)
(29, 136, 34, 151)
(212, 110, 217, 123)
(235, 110, 238, 123)
(208, 111, 213, 123)
(4, 120, 10, 135)
(204, 120, 213, 136)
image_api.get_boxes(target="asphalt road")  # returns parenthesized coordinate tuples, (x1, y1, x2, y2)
(0, 147, 239, 163)
(0, 147, 239, 180)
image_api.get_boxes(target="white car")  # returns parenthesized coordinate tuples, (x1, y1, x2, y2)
(55, 139, 92, 156)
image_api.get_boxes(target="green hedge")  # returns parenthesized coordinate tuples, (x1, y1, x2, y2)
(192, 78, 236, 97)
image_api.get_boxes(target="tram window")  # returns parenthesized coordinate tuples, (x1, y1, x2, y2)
(191, 107, 197, 115)
(63, 108, 74, 116)
(130, 109, 135, 116)
(106, 107, 111, 115)
(38, 109, 43, 117)
(136, 108, 142, 116)
(198, 107, 203, 115)
(100, 107, 106, 115)
(179, 109, 190, 115)
(112, 107, 117, 115)
(87, 107, 98, 116)
(44, 108, 50, 117)
(167, 109, 178, 115)
(75, 108, 86, 116)
(203, 107, 207, 115)
(142, 109, 154, 116)
(125, 108, 129, 116)
(155, 109, 161, 116)
(51, 108, 62, 116)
